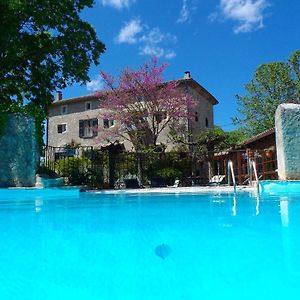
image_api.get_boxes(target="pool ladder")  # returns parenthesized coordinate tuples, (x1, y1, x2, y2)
(227, 160, 236, 193)
(249, 159, 260, 193)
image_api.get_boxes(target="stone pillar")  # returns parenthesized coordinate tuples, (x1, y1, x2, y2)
(275, 104, 300, 180)
(0, 114, 37, 187)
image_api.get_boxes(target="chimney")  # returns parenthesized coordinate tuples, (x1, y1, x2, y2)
(56, 91, 62, 101)
(184, 71, 191, 79)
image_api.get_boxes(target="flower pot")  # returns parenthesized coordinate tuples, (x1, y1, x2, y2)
(265, 150, 273, 159)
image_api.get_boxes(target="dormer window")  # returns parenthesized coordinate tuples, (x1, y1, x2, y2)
(61, 105, 68, 115)
(85, 101, 92, 110)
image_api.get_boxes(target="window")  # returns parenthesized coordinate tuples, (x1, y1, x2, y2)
(205, 117, 209, 128)
(57, 124, 67, 134)
(85, 102, 92, 110)
(195, 112, 199, 122)
(79, 119, 98, 138)
(61, 105, 68, 115)
(103, 119, 114, 129)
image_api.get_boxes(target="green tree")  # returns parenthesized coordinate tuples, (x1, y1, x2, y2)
(226, 129, 247, 145)
(0, 0, 105, 145)
(170, 124, 247, 179)
(289, 49, 300, 91)
(234, 49, 300, 136)
(195, 127, 229, 179)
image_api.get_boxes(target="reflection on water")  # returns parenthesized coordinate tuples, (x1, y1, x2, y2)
(256, 195, 260, 216)
(232, 194, 236, 216)
(280, 197, 289, 227)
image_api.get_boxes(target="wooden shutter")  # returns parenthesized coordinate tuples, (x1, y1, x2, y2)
(92, 119, 98, 137)
(79, 120, 84, 138)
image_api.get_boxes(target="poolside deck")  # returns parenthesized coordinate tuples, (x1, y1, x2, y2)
(89, 185, 256, 194)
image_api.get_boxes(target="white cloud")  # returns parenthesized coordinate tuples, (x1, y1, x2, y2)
(177, 0, 190, 23)
(165, 51, 177, 59)
(139, 46, 176, 60)
(87, 76, 103, 92)
(115, 19, 143, 44)
(101, 0, 135, 10)
(115, 20, 177, 59)
(139, 28, 177, 59)
(213, 0, 269, 33)
(139, 45, 165, 58)
(140, 28, 177, 45)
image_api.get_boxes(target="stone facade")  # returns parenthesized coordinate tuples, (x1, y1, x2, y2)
(0, 114, 37, 187)
(47, 77, 218, 150)
(275, 103, 300, 180)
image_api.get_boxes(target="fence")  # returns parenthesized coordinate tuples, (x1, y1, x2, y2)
(43, 146, 104, 188)
(41, 146, 278, 189)
(42, 146, 206, 188)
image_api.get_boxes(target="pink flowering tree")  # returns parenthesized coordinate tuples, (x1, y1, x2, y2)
(98, 58, 196, 151)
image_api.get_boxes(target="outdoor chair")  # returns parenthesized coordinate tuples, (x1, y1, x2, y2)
(124, 179, 140, 189)
(209, 175, 226, 185)
(150, 178, 167, 188)
(168, 179, 180, 188)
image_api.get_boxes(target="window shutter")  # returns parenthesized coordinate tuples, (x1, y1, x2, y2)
(79, 120, 84, 138)
(92, 119, 98, 137)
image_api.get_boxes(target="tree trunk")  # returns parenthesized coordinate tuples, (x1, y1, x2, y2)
(208, 159, 214, 181)
(108, 152, 116, 189)
(208, 151, 214, 181)
(136, 153, 142, 187)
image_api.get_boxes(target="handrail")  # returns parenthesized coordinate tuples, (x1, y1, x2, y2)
(249, 159, 260, 193)
(227, 160, 236, 193)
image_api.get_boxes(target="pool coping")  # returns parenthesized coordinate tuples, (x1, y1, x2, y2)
(87, 185, 256, 194)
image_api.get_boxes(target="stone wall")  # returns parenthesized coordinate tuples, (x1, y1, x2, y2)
(0, 114, 37, 187)
(275, 103, 300, 180)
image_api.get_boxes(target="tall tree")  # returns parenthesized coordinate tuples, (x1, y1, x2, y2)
(0, 0, 105, 147)
(98, 58, 196, 151)
(234, 49, 300, 136)
(0, 0, 105, 111)
(289, 49, 300, 91)
(194, 127, 228, 179)
(169, 124, 247, 179)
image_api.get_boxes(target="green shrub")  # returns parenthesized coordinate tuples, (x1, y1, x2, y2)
(156, 167, 182, 185)
(144, 152, 188, 185)
(55, 157, 93, 186)
(36, 165, 57, 178)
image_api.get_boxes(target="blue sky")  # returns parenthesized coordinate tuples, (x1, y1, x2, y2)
(63, 0, 300, 131)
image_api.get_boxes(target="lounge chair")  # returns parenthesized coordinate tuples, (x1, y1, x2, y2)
(209, 175, 226, 185)
(168, 179, 180, 188)
(124, 178, 140, 189)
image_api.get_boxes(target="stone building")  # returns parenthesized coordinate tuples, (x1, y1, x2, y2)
(47, 72, 219, 150)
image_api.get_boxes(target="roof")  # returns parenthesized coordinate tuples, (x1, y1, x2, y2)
(214, 128, 276, 157)
(51, 77, 219, 107)
(239, 127, 275, 146)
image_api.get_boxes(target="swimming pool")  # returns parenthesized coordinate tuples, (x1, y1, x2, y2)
(0, 187, 299, 299)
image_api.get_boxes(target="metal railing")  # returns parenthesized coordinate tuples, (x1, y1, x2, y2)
(249, 159, 260, 193)
(227, 160, 236, 193)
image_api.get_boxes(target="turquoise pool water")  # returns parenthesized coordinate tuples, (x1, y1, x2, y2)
(0, 187, 300, 299)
